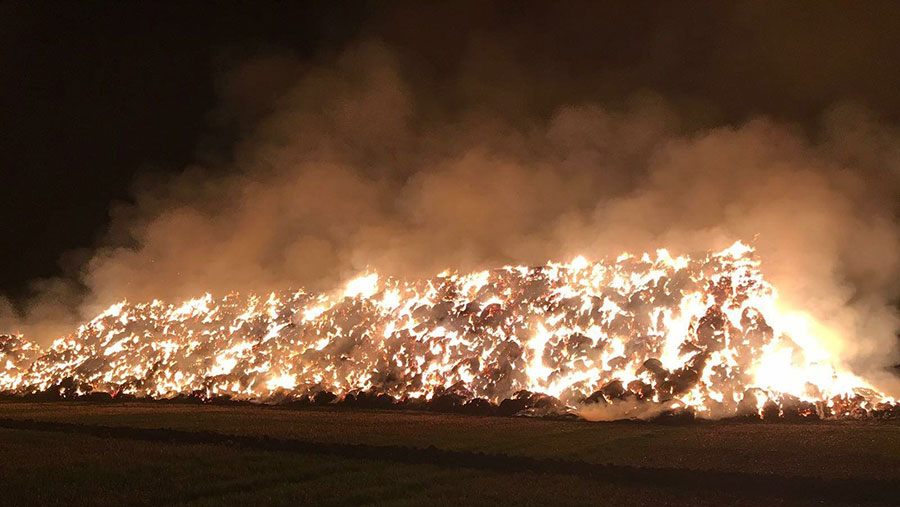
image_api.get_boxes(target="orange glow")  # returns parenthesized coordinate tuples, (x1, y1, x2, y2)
(0, 241, 892, 418)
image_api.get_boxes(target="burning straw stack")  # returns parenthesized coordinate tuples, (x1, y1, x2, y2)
(1, 242, 897, 420)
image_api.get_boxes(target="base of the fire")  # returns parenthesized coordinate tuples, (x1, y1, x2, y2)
(3, 378, 898, 422)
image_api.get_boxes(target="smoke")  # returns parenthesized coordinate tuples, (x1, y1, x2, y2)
(576, 399, 679, 423)
(2, 38, 899, 392)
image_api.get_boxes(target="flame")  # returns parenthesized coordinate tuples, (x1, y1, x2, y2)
(0, 241, 893, 418)
(344, 273, 379, 299)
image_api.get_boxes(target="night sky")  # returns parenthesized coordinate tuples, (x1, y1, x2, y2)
(1, 2, 370, 301)
(3, 1, 900, 306)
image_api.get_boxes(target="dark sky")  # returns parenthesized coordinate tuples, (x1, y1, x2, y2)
(3, 1, 900, 303)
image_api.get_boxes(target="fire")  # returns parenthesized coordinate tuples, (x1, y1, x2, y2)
(0, 241, 894, 419)
(344, 273, 380, 299)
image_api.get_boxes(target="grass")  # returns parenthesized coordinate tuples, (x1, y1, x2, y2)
(0, 401, 897, 506)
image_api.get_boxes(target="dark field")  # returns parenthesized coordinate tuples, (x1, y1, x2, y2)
(0, 402, 898, 506)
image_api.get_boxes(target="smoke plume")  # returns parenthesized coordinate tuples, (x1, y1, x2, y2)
(2, 34, 899, 392)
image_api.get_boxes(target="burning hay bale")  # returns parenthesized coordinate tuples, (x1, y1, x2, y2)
(0, 241, 896, 420)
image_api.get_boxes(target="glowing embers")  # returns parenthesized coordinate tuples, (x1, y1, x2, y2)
(0, 241, 894, 419)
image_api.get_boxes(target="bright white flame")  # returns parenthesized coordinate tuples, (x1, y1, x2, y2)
(344, 273, 379, 299)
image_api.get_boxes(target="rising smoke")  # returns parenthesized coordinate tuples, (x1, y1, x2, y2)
(2, 17, 899, 393)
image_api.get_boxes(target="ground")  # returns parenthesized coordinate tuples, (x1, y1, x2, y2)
(0, 401, 897, 506)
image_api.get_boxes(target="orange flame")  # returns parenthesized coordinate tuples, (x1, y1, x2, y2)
(0, 241, 893, 418)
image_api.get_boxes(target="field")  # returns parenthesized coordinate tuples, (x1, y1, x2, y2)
(0, 401, 898, 506)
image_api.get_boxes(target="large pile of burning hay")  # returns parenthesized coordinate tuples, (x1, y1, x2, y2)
(1, 242, 896, 420)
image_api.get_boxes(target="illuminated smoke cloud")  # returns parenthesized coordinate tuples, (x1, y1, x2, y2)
(1, 40, 898, 411)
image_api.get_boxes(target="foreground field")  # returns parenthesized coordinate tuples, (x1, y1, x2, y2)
(0, 402, 897, 506)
